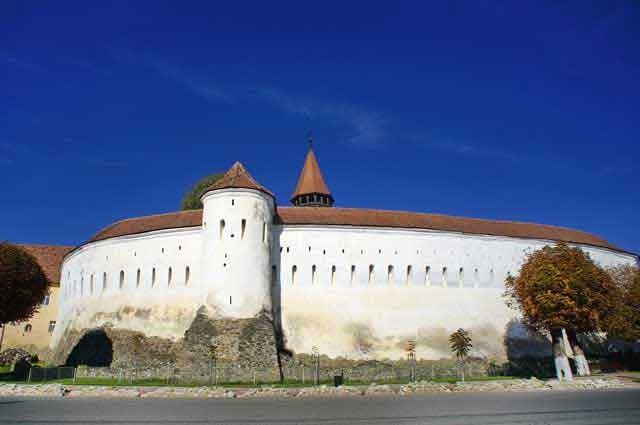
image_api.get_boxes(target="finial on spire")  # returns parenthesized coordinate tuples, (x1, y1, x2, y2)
(307, 131, 313, 150)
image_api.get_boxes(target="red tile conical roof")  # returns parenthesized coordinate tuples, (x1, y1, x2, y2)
(203, 161, 274, 198)
(291, 148, 332, 202)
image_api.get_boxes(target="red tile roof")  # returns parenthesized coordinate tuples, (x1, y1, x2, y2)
(291, 149, 332, 201)
(204, 161, 274, 198)
(84, 206, 625, 253)
(18, 244, 74, 285)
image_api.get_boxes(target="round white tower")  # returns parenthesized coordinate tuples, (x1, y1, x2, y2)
(200, 162, 275, 318)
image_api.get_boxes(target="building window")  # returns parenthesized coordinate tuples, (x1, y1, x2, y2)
(406, 265, 412, 285)
(241, 219, 246, 239)
(474, 268, 479, 286)
(24, 324, 32, 333)
(90, 274, 94, 294)
(425, 266, 431, 286)
(311, 265, 317, 285)
(368, 265, 375, 285)
(442, 267, 448, 287)
(42, 294, 51, 305)
(489, 268, 495, 286)
(262, 222, 267, 243)
(103, 272, 107, 292)
(219, 219, 226, 239)
(185, 266, 190, 285)
(168, 267, 173, 286)
(459, 267, 464, 287)
(119, 270, 125, 290)
(350, 265, 356, 285)
(152, 268, 156, 287)
(136, 269, 141, 287)
(387, 265, 394, 284)
(48, 321, 56, 333)
(80, 277, 84, 295)
(331, 265, 336, 286)
(292, 265, 297, 285)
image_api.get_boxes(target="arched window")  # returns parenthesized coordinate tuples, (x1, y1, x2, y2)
(387, 265, 394, 284)
(168, 267, 173, 286)
(425, 266, 431, 286)
(185, 266, 190, 285)
(406, 265, 412, 285)
(311, 265, 317, 285)
(119, 270, 125, 290)
(219, 219, 226, 239)
(350, 265, 356, 285)
(368, 265, 375, 285)
(241, 219, 247, 239)
(459, 267, 464, 287)
(136, 269, 141, 287)
(24, 324, 32, 333)
(292, 265, 297, 285)
(442, 267, 448, 287)
(152, 268, 156, 287)
(103, 272, 107, 292)
(331, 265, 336, 286)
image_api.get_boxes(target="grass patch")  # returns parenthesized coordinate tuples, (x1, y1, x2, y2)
(0, 375, 517, 388)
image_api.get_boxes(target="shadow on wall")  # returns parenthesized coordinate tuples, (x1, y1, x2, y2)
(502, 319, 555, 378)
(65, 330, 113, 367)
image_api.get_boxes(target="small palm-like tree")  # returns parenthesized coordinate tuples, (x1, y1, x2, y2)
(449, 328, 472, 381)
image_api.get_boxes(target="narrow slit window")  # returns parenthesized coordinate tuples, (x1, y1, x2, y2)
(119, 270, 125, 290)
(350, 265, 356, 285)
(90, 274, 94, 294)
(331, 265, 336, 286)
(185, 266, 190, 286)
(168, 267, 173, 286)
(219, 219, 226, 239)
(262, 222, 267, 243)
(152, 268, 156, 287)
(368, 265, 375, 285)
(459, 267, 464, 287)
(103, 272, 107, 292)
(442, 267, 448, 287)
(387, 265, 394, 284)
(80, 277, 84, 295)
(312, 265, 317, 285)
(425, 266, 431, 286)
(136, 269, 141, 287)
(406, 265, 412, 285)
(241, 219, 246, 239)
(271, 265, 277, 287)
(292, 265, 297, 285)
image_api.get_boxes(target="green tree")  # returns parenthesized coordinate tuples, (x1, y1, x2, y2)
(0, 242, 49, 326)
(180, 173, 224, 210)
(504, 243, 617, 379)
(449, 328, 472, 381)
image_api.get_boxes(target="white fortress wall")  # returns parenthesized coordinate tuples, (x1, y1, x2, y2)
(52, 215, 637, 361)
(52, 227, 205, 348)
(275, 225, 637, 361)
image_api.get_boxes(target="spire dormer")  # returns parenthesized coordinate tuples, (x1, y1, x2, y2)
(291, 139, 334, 207)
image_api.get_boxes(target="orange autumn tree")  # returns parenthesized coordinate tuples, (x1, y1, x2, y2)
(504, 243, 617, 378)
(606, 265, 640, 342)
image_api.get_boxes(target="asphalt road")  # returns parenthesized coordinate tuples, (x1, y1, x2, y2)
(1, 389, 639, 425)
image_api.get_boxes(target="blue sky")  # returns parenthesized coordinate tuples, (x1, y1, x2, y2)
(2, 1, 639, 254)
